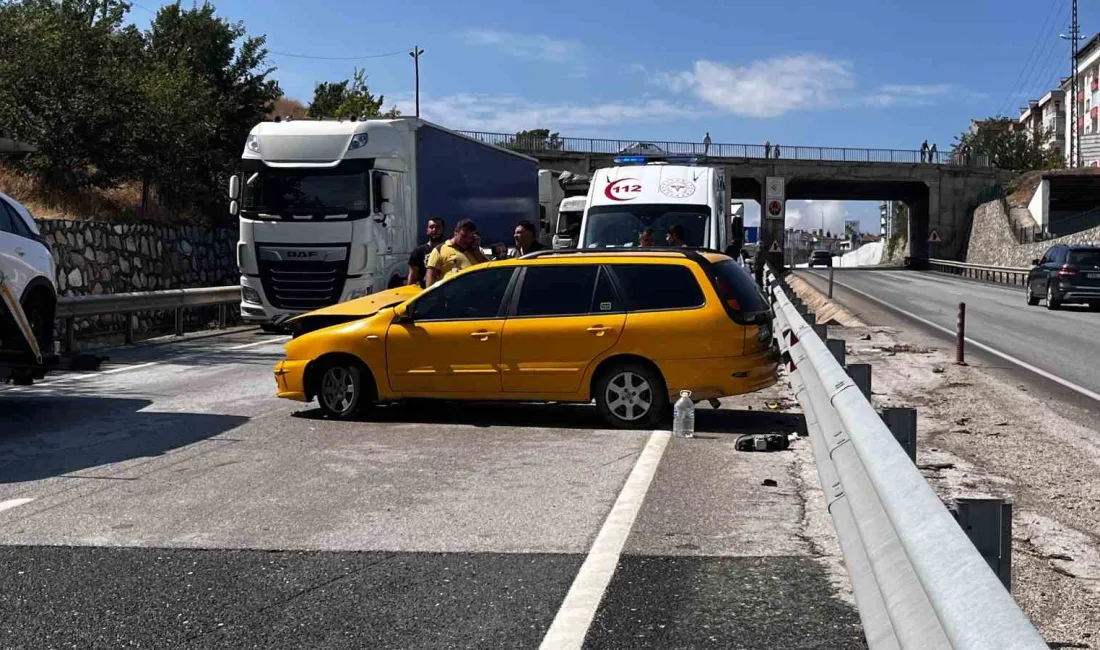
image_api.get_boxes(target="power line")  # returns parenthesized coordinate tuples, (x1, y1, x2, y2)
(127, 3, 414, 62)
(267, 48, 413, 61)
(995, 0, 1063, 117)
(1020, 4, 1072, 101)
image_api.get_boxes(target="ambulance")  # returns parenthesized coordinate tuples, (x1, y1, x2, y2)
(577, 155, 730, 252)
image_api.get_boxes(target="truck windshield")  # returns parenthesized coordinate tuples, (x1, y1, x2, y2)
(556, 210, 583, 238)
(243, 168, 370, 217)
(582, 204, 711, 248)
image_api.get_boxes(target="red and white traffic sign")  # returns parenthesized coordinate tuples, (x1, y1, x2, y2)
(766, 199, 784, 219)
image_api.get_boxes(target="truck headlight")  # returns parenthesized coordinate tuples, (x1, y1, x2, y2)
(242, 286, 262, 304)
(246, 134, 261, 153)
(347, 133, 369, 151)
(347, 286, 373, 300)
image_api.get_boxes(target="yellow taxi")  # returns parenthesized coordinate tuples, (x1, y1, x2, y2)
(273, 249, 778, 429)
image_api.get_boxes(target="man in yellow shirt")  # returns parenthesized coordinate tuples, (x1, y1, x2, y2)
(425, 219, 490, 286)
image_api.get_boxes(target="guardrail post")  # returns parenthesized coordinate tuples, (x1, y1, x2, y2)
(847, 363, 872, 399)
(811, 323, 827, 340)
(956, 302, 966, 365)
(954, 498, 1013, 591)
(174, 307, 183, 337)
(828, 266, 834, 298)
(826, 338, 846, 365)
(217, 304, 226, 329)
(881, 407, 917, 462)
(124, 312, 134, 344)
(64, 317, 74, 354)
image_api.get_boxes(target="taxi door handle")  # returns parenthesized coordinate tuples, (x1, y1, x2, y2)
(586, 325, 612, 334)
(470, 330, 497, 339)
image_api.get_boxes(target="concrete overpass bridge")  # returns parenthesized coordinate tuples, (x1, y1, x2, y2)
(459, 131, 1013, 261)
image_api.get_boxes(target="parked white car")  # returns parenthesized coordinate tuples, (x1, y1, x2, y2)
(0, 191, 56, 357)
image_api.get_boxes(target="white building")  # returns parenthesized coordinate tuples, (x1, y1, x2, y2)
(1017, 89, 1065, 159)
(1063, 33, 1100, 167)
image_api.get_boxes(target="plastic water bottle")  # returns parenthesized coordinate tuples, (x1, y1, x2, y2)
(673, 390, 695, 438)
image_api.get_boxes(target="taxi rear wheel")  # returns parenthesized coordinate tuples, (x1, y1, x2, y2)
(316, 359, 373, 419)
(595, 362, 668, 429)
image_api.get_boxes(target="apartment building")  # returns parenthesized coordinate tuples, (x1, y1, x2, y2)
(1016, 89, 1066, 158)
(1063, 33, 1100, 167)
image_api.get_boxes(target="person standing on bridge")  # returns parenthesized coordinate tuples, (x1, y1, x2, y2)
(773, 144, 781, 159)
(920, 140, 929, 163)
(703, 132, 711, 155)
(764, 140, 772, 159)
(929, 142, 938, 163)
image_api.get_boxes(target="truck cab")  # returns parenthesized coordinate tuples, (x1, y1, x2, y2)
(552, 196, 586, 249)
(231, 117, 537, 328)
(577, 156, 728, 252)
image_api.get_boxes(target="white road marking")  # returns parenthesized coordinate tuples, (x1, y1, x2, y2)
(13, 337, 289, 389)
(824, 274, 1100, 404)
(0, 498, 34, 513)
(539, 430, 671, 650)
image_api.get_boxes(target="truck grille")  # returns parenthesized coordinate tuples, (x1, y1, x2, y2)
(256, 244, 349, 311)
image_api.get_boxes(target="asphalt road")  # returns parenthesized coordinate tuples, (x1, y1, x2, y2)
(800, 269, 1100, 401)
(0, 329, 864, 649)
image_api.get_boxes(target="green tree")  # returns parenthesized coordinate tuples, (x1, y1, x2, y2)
(140, 1, 280, 214)
(0, 0, 145, 189)
(953, 117, 1064, 171)
(308, 68, 387, 119)
(511, 128, 563, 150)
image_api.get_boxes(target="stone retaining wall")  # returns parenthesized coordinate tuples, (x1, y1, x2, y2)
(965, 200, 1100, 267)
(38, 220, 238, 344)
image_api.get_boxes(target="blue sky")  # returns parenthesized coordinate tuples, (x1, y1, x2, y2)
(130, 0, 1084, 233)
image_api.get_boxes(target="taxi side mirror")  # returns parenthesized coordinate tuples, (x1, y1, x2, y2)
(393, 302, 412, 322)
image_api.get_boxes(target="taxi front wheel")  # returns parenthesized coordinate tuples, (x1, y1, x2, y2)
(595, 363, 668, 429)
(317, 360, 372, 419)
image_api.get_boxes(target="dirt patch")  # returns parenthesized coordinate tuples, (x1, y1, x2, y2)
(828, 324, 1100, 644)
(784, 274, 865, 327)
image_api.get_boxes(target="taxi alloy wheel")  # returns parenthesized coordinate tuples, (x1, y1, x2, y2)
(597, 363, 667, 429)
(319, 363, 363, 419)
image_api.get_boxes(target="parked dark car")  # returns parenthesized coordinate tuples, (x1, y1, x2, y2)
(1026, 244, 1100, 310)
(809, 250, 833, 268)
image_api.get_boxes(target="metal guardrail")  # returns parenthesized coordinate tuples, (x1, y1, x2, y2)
(927, 259, 1031, 286)
(456, 130, 994, 168)
(764, 266, 1045, 649)
(55, 286, 241, 352)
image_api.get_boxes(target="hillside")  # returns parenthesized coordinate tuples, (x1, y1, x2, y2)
(0, 165, 211, 225)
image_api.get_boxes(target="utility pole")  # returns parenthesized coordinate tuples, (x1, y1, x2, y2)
(409, 46, 425, 118)
(1062, 1, 1083, 167)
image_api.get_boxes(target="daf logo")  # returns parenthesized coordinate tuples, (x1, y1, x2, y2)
(286, 250, 319, 259)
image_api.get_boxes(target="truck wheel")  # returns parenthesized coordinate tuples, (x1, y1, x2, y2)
(595, 362, 668, 429)
(316, 359, 374, 420)
(388, 276, 403, 289)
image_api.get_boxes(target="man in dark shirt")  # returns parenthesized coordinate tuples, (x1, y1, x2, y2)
(510, 220, 545, 258)
(407, 217, 445, 287)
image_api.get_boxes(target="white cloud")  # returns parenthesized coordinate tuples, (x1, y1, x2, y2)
(460, 29, 580, 62)
(394, 93, 696, 133)
(867, 84, 953, 106)
(785, 200, 850, 234)
(652, 55, 954, 117)
(654, 55, 856, 118)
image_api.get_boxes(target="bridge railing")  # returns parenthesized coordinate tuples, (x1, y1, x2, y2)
(765, 265, 1045, 649)
(456, 130, 992, 167)
(927, 259, 1031, 286)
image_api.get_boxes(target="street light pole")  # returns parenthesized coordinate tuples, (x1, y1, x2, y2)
(1061, 1, 1083, 167)
(409, 46, 424, 118)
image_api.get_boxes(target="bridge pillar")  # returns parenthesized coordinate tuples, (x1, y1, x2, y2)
(757, 179, 785, 279)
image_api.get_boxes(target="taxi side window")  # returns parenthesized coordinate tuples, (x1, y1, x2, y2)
(413, 268, 514, 321)
(516, 265, 598, 317)
(609, 264, 705, 312)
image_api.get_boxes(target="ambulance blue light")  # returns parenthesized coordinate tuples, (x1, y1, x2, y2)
(613, 155, 647, 164)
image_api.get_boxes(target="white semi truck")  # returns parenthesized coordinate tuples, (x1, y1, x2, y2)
(577, 155, 731, 252)
(231, 117, 539, 327)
